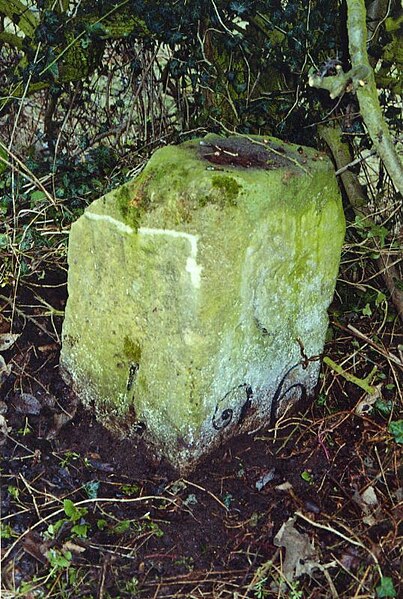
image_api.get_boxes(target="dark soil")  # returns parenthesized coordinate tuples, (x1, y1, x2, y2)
(1, 274, 402, 598)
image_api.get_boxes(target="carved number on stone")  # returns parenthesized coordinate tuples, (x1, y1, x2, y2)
(212, 384, 252, 431)
(126, 363, 139, 391)
(270, 363, 307, 423)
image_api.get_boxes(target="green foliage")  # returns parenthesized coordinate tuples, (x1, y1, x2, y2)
(17, 420, 32, 436)
(388, 420, 403, 444)
(59, 450, 80, 468)
(84, 480, 100, 499)
(97, 518, 108, 530)
(121, 577, 140, 595)
(94, 514, 165, 538)
(111, 519, 131, 535)
(120, 483, 140, 496)
(0, 233, 9, 249)
(0, 523, 18, 539)
(288, 582, 303, 599)
(375, 399, 393, 417)
(63, 499, 88, 522)
(47, 548, 73, 570)
(376, 576, 397, 598)
(222, 493, 234, 509)
(316, 392, 327, 407)
(71, 522, 90, 538)
(301, 470, 313, 484)
(0, 0, 343, 140)
(374, 14, 403, 94)
(43, 499, 91, 544)
(353, 216, 390, 248)
(0, 146, 8, 174)
(174, 556, 194, 572)
(7, 485, 20, 501)
(45, 519, 65, 539)
(253, 577, 268, 598)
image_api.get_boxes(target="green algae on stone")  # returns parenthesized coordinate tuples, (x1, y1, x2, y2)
(123, 336, 142, 364)
(61, 134, 345, 472)
(210, 175, 241, 206)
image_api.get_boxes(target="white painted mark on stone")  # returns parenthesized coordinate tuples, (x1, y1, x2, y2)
(83, 213, 202, 288)
(139, 227, 202, 288)
(85, 212, 134, 234)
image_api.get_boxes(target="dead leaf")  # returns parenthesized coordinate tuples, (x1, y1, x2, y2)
(352, 486, 379, 526)
(46, 408, 77, 439)
(275, 481, 293, 492)
(355, 384, 382, 415)
(0, 354, 12, 386)
(361, 486, 378, 507)
(274, 516, 318, 582)
(0, 414, 11, 445)
(62, 540, 86, 554)
(33, 389, 57, 409)
(13, 392, 42, 415)
(0, 332, 20, 351)
(256, 468, 276, 491)
(23, 531, 50, 564)
(339, 546, 361, 571)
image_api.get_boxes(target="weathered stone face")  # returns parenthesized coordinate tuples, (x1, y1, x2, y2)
(60, 134, 345, 471)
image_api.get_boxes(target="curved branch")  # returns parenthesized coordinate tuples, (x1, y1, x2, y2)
(309, 1, 403, 194)
(346, 0, 403, 194)
(319, 125, 403, 323)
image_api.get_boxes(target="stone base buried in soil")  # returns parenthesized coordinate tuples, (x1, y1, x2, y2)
(60, 134, 345, 472)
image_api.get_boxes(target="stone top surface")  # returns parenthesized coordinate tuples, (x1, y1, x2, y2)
(196, 134, 319, 172)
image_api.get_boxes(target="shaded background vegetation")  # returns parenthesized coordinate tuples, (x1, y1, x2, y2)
(0, 1, 402, 598)
(0, 0, 401, 291)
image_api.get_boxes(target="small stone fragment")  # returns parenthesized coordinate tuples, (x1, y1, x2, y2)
(0, 332, 20, 351)
(14, 392, 42, 415)
(256, 468, 276, 491)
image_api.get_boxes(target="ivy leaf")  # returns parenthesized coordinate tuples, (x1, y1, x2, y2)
(376, 576, 396, 598)
(375, 399, 392, 417)
(63, 499, 87, 522)
(84, 480, 100, 499)
(47, 59, 59, 80)
(71, 523, 89, 538)
(47, 548, 72, 569)
(0, 233, 9, 249)
(388, 420, 403, 444)
(86, 22, 107, 38)
(30, 190, 47, 204)
(229, 1, 251, 16)
(375, 292, 386, 307)
(362, 303, 372, 317)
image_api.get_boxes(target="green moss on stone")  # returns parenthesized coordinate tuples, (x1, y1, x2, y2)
(115, 184, 131, 214)
(212, 175, 241, 205)
(123, 336, 142, 364)
(199, 175, 241, 208)
(115, 181, 145, 229)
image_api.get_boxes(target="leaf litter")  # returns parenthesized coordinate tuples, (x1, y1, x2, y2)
(0, 268, 402, 598)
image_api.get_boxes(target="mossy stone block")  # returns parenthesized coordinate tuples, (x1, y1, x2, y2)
(60, 135, 345, 471)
